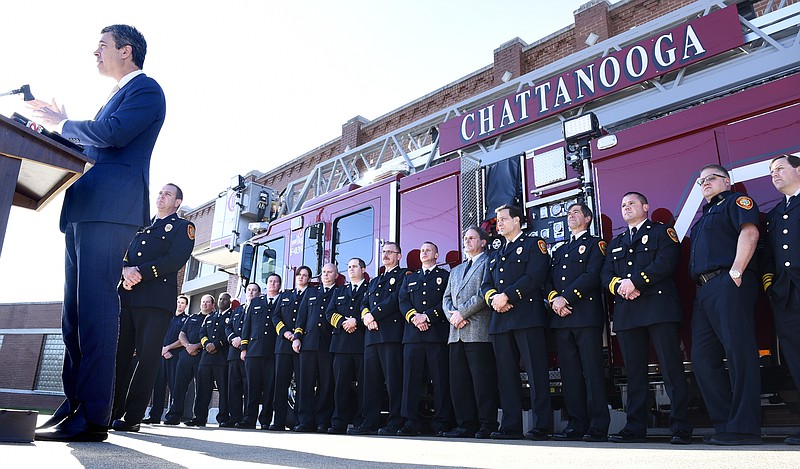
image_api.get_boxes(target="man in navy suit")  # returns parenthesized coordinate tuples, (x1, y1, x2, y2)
(35, 24, 166, 442)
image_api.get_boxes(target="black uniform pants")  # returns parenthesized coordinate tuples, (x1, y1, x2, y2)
(616, 322, 690, 434)
(449, 340, 498, 432)
(492, 327, 551, 433)
(227, 358, 246, 423)
(331, 352, 363, 429)
(692, 273, 760, 434)
(773, 282, 800, 400)
(194, 363, 228, 423)
(401, 342, 454, 432)
(363, 342, 403, 430)
(113, 306, 172, 424)
(165, 351, 201, 422)
(273, 352, 299, 428)
(297, 348, 334, 428)
(243, 355, 275, 426)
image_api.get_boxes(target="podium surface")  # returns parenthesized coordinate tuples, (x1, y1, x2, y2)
(0, 114, 94, 256)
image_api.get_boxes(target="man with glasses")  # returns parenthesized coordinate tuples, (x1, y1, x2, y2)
(689, 165, 761, 446)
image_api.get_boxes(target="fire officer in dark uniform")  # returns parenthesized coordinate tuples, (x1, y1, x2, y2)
(397, 241, 454, 436)
(221, 288, 251, 427)
(546, 203, 610, 443)
(163, 296, 209, 425)
(292, 263, 338, 433)
(186, 293, 230, 426)
(271, 266, 310, 430)
(480, 204, 551, 441)
(326, 258, 368, 434)
(142, 295, 191, 424)
(690, 165, 762, 446)
(348, 245, 407, 436)
(762, 154, 800, 446)
(238, 277, 281, 429)
(110, 184, 195, 432)
(601, 192, 691, 444)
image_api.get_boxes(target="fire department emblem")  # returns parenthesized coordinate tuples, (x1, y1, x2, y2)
(667, 227, 679, 243)
(390, 277, 396, 285)
(516, 246, 523, 255)
(642, 234, 648, 245)
(538, 239, 547, 254)
(492, 238, 503, 250)
(436, 277, 442, 285)
(599, 240, 607, 255)
(578, 245, 586, 255)
(736, 196, 754, 210)
(187, 225, 196, 240)
(165, 223, 173, 232)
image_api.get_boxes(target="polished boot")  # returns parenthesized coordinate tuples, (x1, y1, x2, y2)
(37, 399, 73, 430)
(35, 403, 108, 442)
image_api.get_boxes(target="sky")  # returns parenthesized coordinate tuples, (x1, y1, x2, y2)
(0, 0, 593, 303)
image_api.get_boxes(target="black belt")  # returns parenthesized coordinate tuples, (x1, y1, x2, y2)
(697, 269, 724, 286)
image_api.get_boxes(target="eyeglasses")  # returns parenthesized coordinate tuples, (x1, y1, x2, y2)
(381, 250, 400, 254)
(696, 173, 727, 186)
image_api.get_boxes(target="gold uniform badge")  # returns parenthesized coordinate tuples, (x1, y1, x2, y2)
(667, 227, 679, 243)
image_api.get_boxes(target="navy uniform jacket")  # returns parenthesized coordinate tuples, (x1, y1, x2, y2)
(59, 73, 166, 232)
(118, 214, 195, 312)
(361, 266, 408, 346)
(226, 305, 247, 362)
(199, 309, 229, 366)
(481, 234, 551, 334)
(164, 312, 189, 348)
(545, 233, 607, 329)
(181, 313, 205, 347)
(762, 195, 800, 308)
(399, 267, 450, 343)
(294, 285, 335, 351)
(601, 220, 682, 331)
(273, 289, 305, 354)
(240, 296, 278, 357)
(689, 191, 760, 281)
(326, 283, 368, 354)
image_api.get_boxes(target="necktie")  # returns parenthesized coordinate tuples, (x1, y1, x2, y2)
(788, 195, 795, 210)
(107, 84, 120, 103)
(324, 287, 329, 293)
(463, 259, 472, 279)
(630, 227, 638, 242)
(268, 298, 274, 305)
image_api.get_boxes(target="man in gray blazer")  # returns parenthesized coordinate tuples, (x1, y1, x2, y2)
(442, 226, 499, 439)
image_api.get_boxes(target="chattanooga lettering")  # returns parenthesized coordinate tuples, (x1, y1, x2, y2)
(441, 6, 743, 153)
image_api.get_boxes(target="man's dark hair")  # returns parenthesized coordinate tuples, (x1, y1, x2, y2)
(101, 24, 147, 69)
(178, 295, 189, 305)
(296, 266, 312, 278)
(385, 241, 401, 254)
(623, 191, 649, 205)
(699, 164, 730, 179)
(495, 204, 524, 222)
(568, 203, 593, 220)
(464, 225, 489, 242)
(247, 282, 262, 293)
(349, 257, 366, 268)
(165, 182, 183, 202)
(771, 154, 800, 168)
(422, 241, 439, 253)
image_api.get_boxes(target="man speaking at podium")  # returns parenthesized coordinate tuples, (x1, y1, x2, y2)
(33, 24, 166, 442)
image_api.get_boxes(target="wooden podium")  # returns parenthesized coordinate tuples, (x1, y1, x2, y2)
(0, 114, 93, 256)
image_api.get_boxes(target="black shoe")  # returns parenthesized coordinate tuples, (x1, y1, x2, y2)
(670, 430, 693, 445)
(110, 419, 140, 432)
(162, 418, 180, 426)
(524, 428, 550, 441)
(141, 417, 161, 424)
(35, 404, 108, 442)
(706, 432, 763, 446)
(552, 428, 585, 441)
(234, 421, 256, 429)
(317, 425, 328, 433)
(785, 433, 800, 445)
(475, 428, 493, 439)
(184, 419, 206, 427)
(444, 427, 477, 438)
(396, 425, 420, 437)
(582, 428, 608, 442)
(490, 429, 524, 440)
(37, 400, 73, 430)
(608, 429, 647, 443)
(347, 425, 377, 436)
(293, 424, 316, 433)
(268, 424, 288, 431)
(219, 421, 237, 428)
(328, 426, 347, 434)
(377, 425, 401, 436)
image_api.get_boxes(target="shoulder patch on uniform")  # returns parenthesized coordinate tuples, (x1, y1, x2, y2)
(537, 239, 547, 254)
(736, 196, 754, 210)
(666, 227, 679, 243)
(598, 240, 607, 256)
(187, 225, 196, 240)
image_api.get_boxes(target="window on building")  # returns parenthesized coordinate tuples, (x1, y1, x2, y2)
(0, 334, 3, 351)
(255, 236, 286, 287)
(35, 334, 65, 392)
(185, 256, 218, 281)
(303, 223, 324, 277)
(332, 207, 374, 272)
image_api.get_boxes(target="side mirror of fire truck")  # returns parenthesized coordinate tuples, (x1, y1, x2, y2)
(239, 243, 255, 282)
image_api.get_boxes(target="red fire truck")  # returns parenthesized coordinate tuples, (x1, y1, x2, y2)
(210, 1, 800, 430)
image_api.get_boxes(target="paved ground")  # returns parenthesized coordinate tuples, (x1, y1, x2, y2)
(1, 419, 798, 468)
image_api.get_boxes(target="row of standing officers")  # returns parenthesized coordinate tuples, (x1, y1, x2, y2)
(120, 157, 798, 447)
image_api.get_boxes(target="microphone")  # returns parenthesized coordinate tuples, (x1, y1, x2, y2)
(0, 84, 35, 101)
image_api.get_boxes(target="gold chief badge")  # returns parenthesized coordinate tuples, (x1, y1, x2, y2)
(537, 239, 547, 254)
(187, 225, 196, 240)
(667, 227, 679, 243)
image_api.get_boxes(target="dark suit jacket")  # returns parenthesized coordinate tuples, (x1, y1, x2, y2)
(481, 234, 551, 333)
(326, 283, 367, 354)
(361, 266, 408, 345)
(240, 296, 278, 357)
(294, 285, 335, 351)
(59, 73, 166, 231)
(199, 309, 229, 366)
(545, 233, 606, 329)
(763, 196, 800, 308)
(601, 220, 682, 331)
(118, 214, 195, 312)
(226, 305, 247, 361)
(399, 267, 450, 343)
(273, 289, 305, 354)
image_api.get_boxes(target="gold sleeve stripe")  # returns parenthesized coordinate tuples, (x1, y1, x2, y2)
(484, 289, 498, 305)
(547, 291, 558, 302)
(294, 328, 304, 334)
(241, 339, 249, 345)
(608, 277, 621, 294)
(361, 308, 370, 318)
(200, 337, 208, 346)
(331, 313, 343, 328)
(275, 321, 285, 335)
(405, 309, 418, 323)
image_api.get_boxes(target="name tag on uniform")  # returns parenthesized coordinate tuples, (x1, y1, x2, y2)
(337, 296, 345, 300)
(408, 282, 417, 286)
(612, 247, 623, 253)
(309, 297, 317, 301)
(282, 298, 290, 302)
